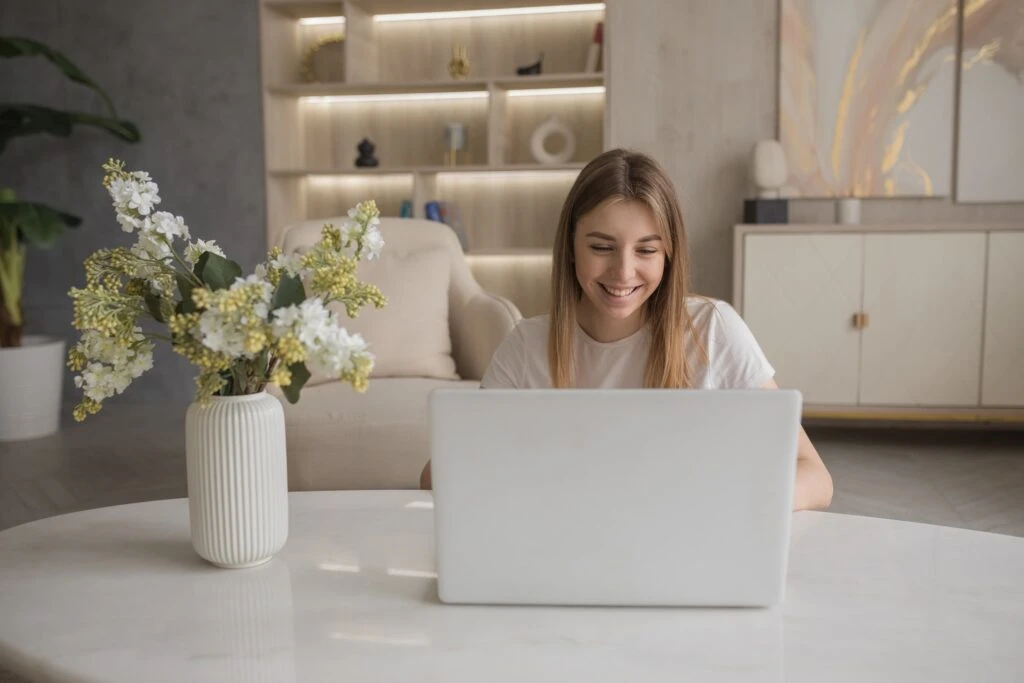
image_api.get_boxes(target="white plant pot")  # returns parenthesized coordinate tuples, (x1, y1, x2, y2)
(185, 391, 289, 569)
(0, 335, 66, 442)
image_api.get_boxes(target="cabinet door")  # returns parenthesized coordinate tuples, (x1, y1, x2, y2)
(742, 234, 863, 404)
(860, 233, 986, 406)
(982, 232, 1024, 406)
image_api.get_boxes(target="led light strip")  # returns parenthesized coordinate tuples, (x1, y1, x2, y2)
(302, 91, 488, 104)
(374, 3, 604, 22)
(506, 86, 605, 97)
(298, 16, 345, 25)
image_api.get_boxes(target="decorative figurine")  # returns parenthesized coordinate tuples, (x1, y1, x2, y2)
(355, 138, 379, 167)
(516, 52, 544, 76)
(448, 44, 470, 80)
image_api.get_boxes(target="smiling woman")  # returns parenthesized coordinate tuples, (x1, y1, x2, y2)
(421, 148, 833, 511)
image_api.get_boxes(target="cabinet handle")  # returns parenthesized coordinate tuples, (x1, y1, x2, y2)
(851, 312, 870, 329)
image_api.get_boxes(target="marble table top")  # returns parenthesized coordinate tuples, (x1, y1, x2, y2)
(0, 491, 1022, 682)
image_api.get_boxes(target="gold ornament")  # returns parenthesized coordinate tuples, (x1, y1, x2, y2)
(301, 33, 345, 83)
(448, 44, 470, 80)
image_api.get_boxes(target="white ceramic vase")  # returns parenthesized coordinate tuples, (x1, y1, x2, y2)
(836, 197, 862, 225)
(0, 335, 66, 442)
(185, 391, 288, 569)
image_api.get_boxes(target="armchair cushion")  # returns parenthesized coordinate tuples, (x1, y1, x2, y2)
(310, 246, 458, 385)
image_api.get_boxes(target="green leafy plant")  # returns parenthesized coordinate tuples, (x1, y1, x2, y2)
(0, 36, 141, 348)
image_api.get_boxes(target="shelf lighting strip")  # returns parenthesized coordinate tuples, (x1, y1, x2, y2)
(297, 4, 604, 26)
(301, 86, 603, 104)
(374, 4, 605, 22)
(303, 91, 488, 103)
(298, 16, 345, 25)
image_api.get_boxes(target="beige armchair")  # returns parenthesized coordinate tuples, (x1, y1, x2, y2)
(269, 216, 521, 491)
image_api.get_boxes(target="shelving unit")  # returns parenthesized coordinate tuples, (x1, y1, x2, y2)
(259, 0, 607, 316)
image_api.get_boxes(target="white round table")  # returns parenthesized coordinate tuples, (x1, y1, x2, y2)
(0, 491, 1022, 682)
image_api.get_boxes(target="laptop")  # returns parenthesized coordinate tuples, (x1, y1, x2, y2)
(429, 388, 802, 607)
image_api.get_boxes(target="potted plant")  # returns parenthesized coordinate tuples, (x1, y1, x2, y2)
(68, 159, 386, 567)
(0, 36, 140, 441)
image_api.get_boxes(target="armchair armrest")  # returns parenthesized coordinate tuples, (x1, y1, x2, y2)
(450, 291, 522, 381)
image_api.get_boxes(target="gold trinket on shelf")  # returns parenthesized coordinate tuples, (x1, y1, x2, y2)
(301, 33, 345, 83)
(448, 44, 470, 80)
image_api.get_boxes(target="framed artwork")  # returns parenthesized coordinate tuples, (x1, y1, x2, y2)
(780, 0, 959, 198)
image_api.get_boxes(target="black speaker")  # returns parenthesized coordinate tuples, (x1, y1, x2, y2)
(743, 198, 788, 224)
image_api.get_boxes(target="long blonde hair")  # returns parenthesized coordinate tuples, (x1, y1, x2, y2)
(548, 148, 707, 388)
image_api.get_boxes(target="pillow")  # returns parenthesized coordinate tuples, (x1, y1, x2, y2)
(306, 247, 459, 385)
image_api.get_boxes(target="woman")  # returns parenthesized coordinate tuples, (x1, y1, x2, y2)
(421, 149, 833, 511)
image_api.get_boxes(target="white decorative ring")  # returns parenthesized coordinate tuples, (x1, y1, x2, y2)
(530, 116, 576, 164)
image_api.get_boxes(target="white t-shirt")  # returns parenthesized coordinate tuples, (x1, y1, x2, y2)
(480, 297, 775, 390)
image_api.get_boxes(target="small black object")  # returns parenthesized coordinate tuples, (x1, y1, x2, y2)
(516, 52, 544, 76)
(355, 138, 379, 167)
(743, 198, 788, 224)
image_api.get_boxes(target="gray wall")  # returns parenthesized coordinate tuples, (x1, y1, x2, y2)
(608, 0, 1024, 301)
(0, 0, 265, 409)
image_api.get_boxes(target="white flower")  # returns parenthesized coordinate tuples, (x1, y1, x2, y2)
(72, 331, 154, 402)
(116, 212, 144, 234)
(270, 300, 375, 379)
(128, 173, 160, 216)
(196, 311, 247, 356)
(131, 231, 173, 262)
(362, 226, 384, 260)
(270, 251, 305, 277)
(150, 212, 189, 241)
(270, 304, 302, 333)
(185, 239, 226, 266)
(254, 263, 268, 280)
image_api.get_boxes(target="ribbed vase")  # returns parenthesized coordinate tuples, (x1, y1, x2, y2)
(185, 391, 288, 569)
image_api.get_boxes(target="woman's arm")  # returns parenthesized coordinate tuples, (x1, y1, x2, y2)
(761, 378, 833, 511)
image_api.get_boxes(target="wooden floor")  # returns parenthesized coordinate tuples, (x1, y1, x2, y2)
(2, 403, 1022, 536)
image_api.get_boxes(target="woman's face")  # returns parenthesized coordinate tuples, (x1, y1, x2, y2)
(572, 199, 667, 340)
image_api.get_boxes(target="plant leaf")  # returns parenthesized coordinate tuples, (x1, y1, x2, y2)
(194, 251, 242, 291)
(0, 105, 140, 154)
(0, 201, 81, 248)
(281, 362, 310, 404)
(175, 274, 196, 314)
(270, 274, 305, 315)
(144, 292, 166, 323)
(0, 37, 117, 115)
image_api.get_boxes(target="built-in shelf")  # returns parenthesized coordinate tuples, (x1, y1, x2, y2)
(268, 73, 604, 97)
(269, 163, 586, 177)
(465, 248, 552, 257)
(261, 0, 605, 317)
(265, 0, 343, 19)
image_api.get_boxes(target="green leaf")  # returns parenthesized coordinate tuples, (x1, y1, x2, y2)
(270, 274, 305, 315)
(0, 37, 118, 115)
(281, 362, 311, 404)
(144, 292, 166, 323)
(0, 105, 140, 154)
(175, 274, 196, 314)
(0, 201, 81, 248)
(194, 251, 242, 291)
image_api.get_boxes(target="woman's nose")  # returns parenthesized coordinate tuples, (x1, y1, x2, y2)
(609, 252, 636, 280)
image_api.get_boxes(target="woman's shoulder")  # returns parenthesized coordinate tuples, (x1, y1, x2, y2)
(512, 313, 551, 343)
(684, 296, 741, 330)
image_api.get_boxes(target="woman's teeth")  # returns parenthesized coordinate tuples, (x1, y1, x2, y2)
(602, 284, 638, 297)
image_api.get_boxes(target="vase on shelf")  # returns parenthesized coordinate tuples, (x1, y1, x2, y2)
(185, 391, 288, 569)
(836, 197, 861, 225)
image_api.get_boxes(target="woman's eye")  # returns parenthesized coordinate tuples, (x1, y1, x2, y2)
(637, 249, 658, 255)
(590, 245, 613, 252)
